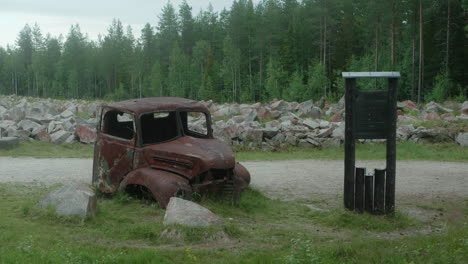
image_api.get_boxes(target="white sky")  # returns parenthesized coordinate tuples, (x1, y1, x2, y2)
(0, 0, 242, 48)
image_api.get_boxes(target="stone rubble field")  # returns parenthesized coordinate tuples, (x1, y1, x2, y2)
(0, 95, 467, 149)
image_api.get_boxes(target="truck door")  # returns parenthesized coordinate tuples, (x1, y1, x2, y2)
(92, 108, 135, 192)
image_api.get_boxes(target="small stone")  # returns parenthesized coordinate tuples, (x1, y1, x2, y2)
(0, 137, 19, 149)
(38, 184, 97, 218)
(456, 133, 468, 147)
(163, 197, 222, 227)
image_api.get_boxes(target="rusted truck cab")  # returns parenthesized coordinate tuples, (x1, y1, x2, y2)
(92, 97, 250, 208)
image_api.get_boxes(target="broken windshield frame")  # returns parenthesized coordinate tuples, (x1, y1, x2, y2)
(138, 110, 212, 146)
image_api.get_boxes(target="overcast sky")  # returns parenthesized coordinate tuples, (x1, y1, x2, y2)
(0, 0, 244, 48)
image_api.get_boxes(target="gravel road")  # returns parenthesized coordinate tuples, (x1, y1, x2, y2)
(1, 158, 466, 201)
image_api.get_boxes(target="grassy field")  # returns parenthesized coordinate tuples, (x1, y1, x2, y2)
(1, 141, 467, 162)
(0, 184, 466, 263)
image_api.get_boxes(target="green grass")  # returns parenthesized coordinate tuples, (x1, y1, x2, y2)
(403, 119, 468, 132)
(236, 141, 468, 162)
(0, 184, 466, 263)
(0, 141, 94, 158)
(1, 141, 467, 162)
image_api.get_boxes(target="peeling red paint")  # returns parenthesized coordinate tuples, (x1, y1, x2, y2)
(92, 97, 250, 208)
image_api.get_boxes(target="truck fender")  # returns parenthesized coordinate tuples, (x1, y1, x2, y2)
(234, 162, 251, 189)
(119, 168, 191, 208)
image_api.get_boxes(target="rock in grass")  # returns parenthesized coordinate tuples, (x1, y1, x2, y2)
(38, 184, 97, 218)
(0, 136, 19, 149)
(163, 197, 222, 227)
(455, 133, 468, 147)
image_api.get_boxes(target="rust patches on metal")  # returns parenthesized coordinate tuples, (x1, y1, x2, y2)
(92, 97, 251, 208)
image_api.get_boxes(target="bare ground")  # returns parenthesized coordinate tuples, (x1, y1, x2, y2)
(0, 157, 466, 203)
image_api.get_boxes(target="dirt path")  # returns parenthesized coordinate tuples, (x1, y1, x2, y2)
(0, 158, 466, 201)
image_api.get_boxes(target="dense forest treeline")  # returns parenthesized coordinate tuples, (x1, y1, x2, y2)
(0, 0, 466, 103)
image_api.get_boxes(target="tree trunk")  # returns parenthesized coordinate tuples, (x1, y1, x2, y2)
(418, 0, 424, 104)
(319, 15, 323, 64)
(391, 1, 396, 67)
(374, 15, 380, 89)
(259, 49, 263, 101)
(411, 34, 416, 101)
(323, 15, 327, 69)
(446, 0, 450, 76)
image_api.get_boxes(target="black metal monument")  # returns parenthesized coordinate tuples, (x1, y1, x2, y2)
(342, 72, 400, 215)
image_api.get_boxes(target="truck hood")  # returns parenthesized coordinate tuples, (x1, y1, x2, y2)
(143, 136, 236, 178)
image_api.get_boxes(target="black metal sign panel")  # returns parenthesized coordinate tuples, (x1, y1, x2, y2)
(353, 90, 388, 139)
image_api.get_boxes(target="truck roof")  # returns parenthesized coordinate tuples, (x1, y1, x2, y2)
(104, 97, 208, 115)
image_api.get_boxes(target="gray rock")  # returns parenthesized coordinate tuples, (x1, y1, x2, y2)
(425, 101, 453, 113)
(50, 130, 71, 144)
(397, 124, 415, 141)
(240, 128, 263, 144)
(321, 138, 341, 148)
(271, 133, 286, 145)
(0, 105, 7, 117)
(48, 121, 64, 134)
(7, 127, 30, 139)
(163, 197, 222, 227)
(302, 119, 320, 129)
(296, 100, 314, 116)
(38, 184, 97, 218)
(262, 127, 279, 139)
(298, 138, 321, 148)
(0, 137, 19, 149)
(243, 109, 258, 123)
(319, 120, 330, 128)
(0, 120, 16, 130)
(461, 101, 468, 115)
(60, 109, 74, 119)
(8, 106, 26, 120)
(64, 134, 76, 144)
(285, 135, 298, 146)
(62, 117, 76, 131)
(18, 119, 41, 132)
(409, 128, 453, 143)
(455, 133, 468, 147)
(270, 100, 290, 112)
(331, 122, 345, 139)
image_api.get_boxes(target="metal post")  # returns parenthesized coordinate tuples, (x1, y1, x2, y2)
(374, 169, 386, 214)
(364, 175, 374, 213)
(355, 167, 366, 213)
(344, 78, 356, 210)
(386, 78, 398, 214)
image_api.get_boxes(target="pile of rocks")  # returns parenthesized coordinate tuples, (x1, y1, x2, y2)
(0, 96, 99, 145)
(0, 95, 467, 149)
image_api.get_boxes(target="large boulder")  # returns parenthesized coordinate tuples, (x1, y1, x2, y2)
(8, 106, 26, 121)
(302, 119, 320, 130)
(50, 130, 71, 144)
(243, 109, 258, 123)
(18, 119, 42, 133)
(456, 133, 468, 147)
(75, 125, 97, 144)
(6, 127, 30, 140)
(0, 120, 16, 130)
(331, 122, 345, 139)
(38, 184, 97, 218)
(425, 101, 453, 113)
(163, 197, 222, 227)
(0, 137, 19, 149)
(0, 105, 7, 117)
(60, 109, 75, 119)
(270, 100, 290, 112)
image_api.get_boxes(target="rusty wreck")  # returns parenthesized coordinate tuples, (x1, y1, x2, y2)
(92, 97, 250, 208)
